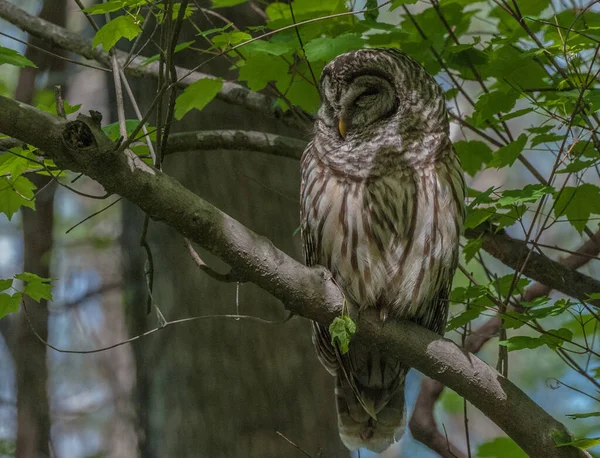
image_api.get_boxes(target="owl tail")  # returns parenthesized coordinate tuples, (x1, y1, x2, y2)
(334, 375, 406, 453)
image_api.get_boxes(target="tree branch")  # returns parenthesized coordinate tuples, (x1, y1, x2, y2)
(0, 94, 588, 458)
(164, 130, 305, 160)
(467, 227, 600, 307)
(0, 0, 313, 132)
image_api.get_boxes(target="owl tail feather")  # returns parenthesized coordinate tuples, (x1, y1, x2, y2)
(335, 376, 406, 453)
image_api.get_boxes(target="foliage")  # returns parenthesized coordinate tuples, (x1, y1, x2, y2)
(329, 314, 356, 354)
(0, 273, 53, 319)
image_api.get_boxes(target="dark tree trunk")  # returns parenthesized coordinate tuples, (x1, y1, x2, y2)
(122, 5, 347, 457)
(11, 0, 66, 456)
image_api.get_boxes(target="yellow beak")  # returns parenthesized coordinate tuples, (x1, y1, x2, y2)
(338, 119, 347, 139)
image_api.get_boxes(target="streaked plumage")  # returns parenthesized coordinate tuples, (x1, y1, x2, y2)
(300, 48, 465, 452)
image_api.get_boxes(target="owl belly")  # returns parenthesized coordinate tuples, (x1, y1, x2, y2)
(310, 166, 462, 319)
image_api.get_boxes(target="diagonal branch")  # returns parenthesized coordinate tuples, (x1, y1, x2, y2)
(0, 94, 589, 458)
(467, 227, 600, 307)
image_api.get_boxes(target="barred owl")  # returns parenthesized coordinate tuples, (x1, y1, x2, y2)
(300, 48, 466, 452)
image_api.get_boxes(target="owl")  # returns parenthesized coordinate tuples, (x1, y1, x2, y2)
(300, 48, 466, 452)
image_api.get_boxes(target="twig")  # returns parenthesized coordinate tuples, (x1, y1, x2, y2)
(275, 431, 314, 458)
(184, 237, 237, 282)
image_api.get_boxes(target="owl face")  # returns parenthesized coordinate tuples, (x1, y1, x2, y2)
(316, 49, 448, 143)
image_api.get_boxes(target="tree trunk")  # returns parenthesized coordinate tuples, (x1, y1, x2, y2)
(122, 5, 347, 457)
(12, 0, 65, 455)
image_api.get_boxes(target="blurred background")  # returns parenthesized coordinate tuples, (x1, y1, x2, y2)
(1, 0, 599, 457)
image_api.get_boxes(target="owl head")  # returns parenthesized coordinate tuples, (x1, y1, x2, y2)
(316, 48, 448, 143)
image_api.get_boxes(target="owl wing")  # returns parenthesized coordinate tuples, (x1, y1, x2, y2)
(300, 143, 340, 377)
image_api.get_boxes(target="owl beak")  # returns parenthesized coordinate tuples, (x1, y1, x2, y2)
(338, 119, 347, 139)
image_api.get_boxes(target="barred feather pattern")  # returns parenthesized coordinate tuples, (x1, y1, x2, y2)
(300, 49, 466, 453)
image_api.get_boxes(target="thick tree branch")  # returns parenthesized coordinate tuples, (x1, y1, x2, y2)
(0, 95, 588, 458)
(0, 0, 313, 132)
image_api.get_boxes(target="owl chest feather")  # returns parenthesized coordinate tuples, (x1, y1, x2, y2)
(301, 152, 463, 319)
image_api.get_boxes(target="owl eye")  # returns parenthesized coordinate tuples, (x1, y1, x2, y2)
(354, 87, 380, 105)
(361, 87, 380, 97)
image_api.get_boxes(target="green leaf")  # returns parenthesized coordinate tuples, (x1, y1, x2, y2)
(238, 54, 289, 91)
(0, 279, 12, 292)
(140, 41, 194, 66)
(468, 186, 496, 208)
(329, 315, 356, 354)
(556, 159, 596, 174)
(496, 184, 554, 207)
(454, 140, 493, 176)
(211, 31, 251, 49)
(304, 34, 365, 62)
(450, 285, 489, 303)
(477, 437, 527, 458)
(0, 148, 39, 178)
(22, 282, 53, 302)
(446, 305, 484, 331)
(472, 89, 519, 127)
(174, 78, 223, 120)
(556, 437, 600, 450)
(463, 237, 482, 263)
(0, 292, 21, 318)
(92, 16, 142, 52)
(494, 274, 530, 297)
(566, 412, 600, 420)
(483, 46, 547, 88)
(487, 134, 527, 169)
(0, 176, 36, 220)
(0, 45, 37, 68)
(520, 296, 551, 308)
(102, 119, 155, 141)
(390, 0, 418, 11)
(499, 335, 546, 351)
(364, 0, 379, 22)
(464, 207, 495, 229)
(281, 77, 321, 113)
(530, 133, 564, 148)
(212, 0, 248, 7)
(499, 108, 534, 122)
(445, 88, 459, 100)
(500, 328, 572, 352)
(243, 39, 295, 56)
(554, 184, 600, 234)
(82, 0, 126, 14)
(15, 272, 53, 303)
(495, 205, 525, 229)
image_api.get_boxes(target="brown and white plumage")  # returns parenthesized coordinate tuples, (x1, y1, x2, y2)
(300, 48, 465, 452)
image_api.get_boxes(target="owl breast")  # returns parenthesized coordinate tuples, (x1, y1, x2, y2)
(301, 145, 464, 320)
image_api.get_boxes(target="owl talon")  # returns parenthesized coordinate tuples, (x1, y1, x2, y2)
(379, 308, 388, 322)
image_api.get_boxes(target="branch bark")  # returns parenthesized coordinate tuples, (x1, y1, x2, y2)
(0, 95, 588, 458)
(164, 130, 305, 160)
